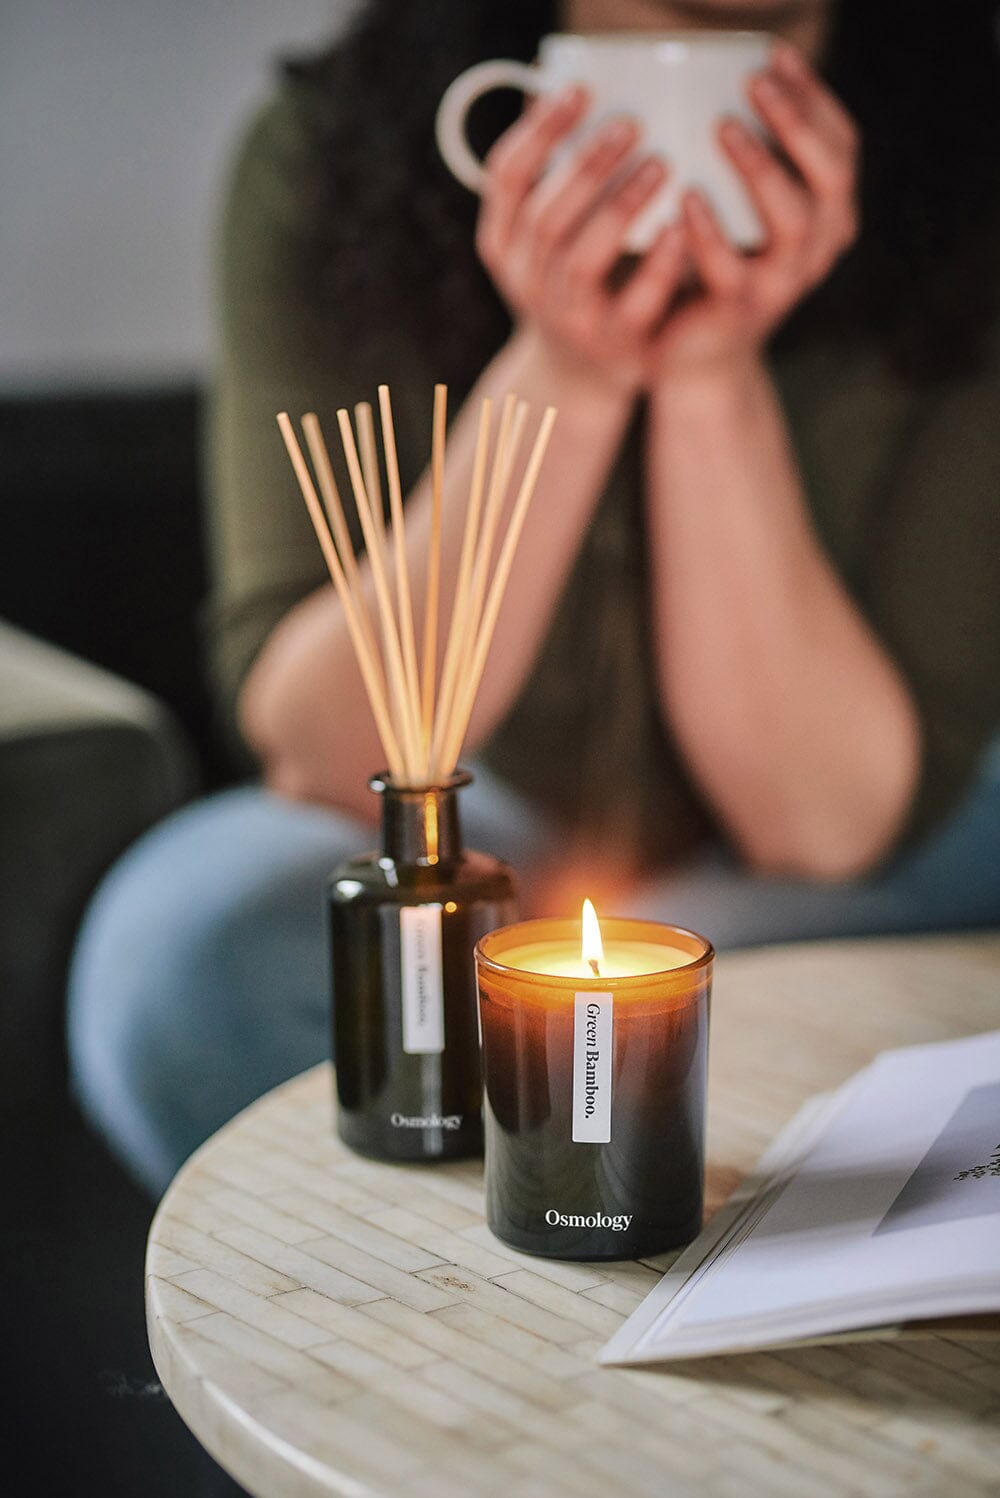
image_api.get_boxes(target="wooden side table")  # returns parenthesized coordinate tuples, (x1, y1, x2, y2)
(147, 935, 1000, 1498)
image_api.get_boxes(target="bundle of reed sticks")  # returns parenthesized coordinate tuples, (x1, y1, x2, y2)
(277, 385, 556, 788)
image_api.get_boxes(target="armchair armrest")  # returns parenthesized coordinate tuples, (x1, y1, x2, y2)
(0, 622, 198, 1114)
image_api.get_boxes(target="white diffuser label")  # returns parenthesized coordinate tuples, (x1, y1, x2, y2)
(573, 992, 613, 1142)
(400, 904, 444, 1054)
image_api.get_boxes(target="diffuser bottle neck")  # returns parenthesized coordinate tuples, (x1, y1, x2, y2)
(373, 773, 470, 867)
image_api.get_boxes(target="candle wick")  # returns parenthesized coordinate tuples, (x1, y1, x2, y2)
(588, 958, 601, 978)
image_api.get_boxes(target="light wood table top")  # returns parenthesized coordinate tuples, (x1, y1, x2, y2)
(147, 934, 1000, 1498)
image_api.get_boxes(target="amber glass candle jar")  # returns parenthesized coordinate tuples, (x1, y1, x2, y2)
(476, 917, 712, 1260)
(329, 770, 517, 1163)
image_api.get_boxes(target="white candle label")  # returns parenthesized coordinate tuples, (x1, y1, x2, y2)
(400, 904, 444, 1055)
(573, 992, 613, 1143)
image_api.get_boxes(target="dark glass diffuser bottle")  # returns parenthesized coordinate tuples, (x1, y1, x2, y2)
(329, 770, 517, 1162)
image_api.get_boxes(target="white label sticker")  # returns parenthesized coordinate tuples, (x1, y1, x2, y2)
(573, 992, 613, 1143)
(400, 904, 444, 1054)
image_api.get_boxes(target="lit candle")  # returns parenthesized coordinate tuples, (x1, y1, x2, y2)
(499, 899, 693, 978)
(476, 905, 713, 1261)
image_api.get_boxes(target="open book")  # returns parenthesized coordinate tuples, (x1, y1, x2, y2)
(600, 1029, 1000, 1365)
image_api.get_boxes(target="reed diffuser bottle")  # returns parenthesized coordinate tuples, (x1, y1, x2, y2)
(278, 381, 557, 1163)
(330, 772, 516, 1161)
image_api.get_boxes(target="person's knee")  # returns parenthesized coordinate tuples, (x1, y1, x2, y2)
(67, 788, 354, 1190)
(67, 813, 252, 1189)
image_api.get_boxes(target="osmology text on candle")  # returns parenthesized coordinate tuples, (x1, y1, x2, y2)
(544, 1209, 633, 1231)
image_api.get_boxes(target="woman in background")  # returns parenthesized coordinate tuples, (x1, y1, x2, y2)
(69, 0, 1000, 1195)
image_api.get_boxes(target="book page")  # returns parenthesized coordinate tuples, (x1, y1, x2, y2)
(602, 1029, 1000, 1363)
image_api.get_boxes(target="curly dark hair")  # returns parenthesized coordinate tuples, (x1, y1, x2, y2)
(286, 0, 1000, 390)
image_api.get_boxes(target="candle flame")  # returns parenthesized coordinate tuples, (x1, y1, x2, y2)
(582, 898, 604, 977)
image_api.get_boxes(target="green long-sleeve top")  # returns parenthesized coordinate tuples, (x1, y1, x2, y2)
(205, 84, 1000, 874)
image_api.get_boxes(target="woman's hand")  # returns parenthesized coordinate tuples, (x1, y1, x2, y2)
(651, 43, 860, 382)
(475, 86, 688, 395)
(475, 45, 859, 393)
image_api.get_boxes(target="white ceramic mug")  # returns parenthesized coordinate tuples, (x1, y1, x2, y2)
(436, 31, 773, 252)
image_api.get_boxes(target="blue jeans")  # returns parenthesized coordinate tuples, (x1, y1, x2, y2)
(68, 748, 1000, 1197)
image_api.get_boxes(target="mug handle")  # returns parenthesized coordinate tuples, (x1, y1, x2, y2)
(436, 59, 544, 193)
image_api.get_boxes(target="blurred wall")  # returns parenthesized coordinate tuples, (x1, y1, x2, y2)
(0, 0, 356, 390)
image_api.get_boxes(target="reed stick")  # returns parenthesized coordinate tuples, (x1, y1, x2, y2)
(342, 404, 411, 762)
(280, 387, 557, 789)
(451, 396, 528, 721)
(376, 385, 422, 746)
(276, 412, 405, 779)
(421, 383, 447, 752)
(439, 405, 557, 774)
(301, 413, 380, 668)
(355, 402, 385, 545)
(433, 396, 521, 780)
(337, 407, 423, 779)
(428, 397, 492, 779)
